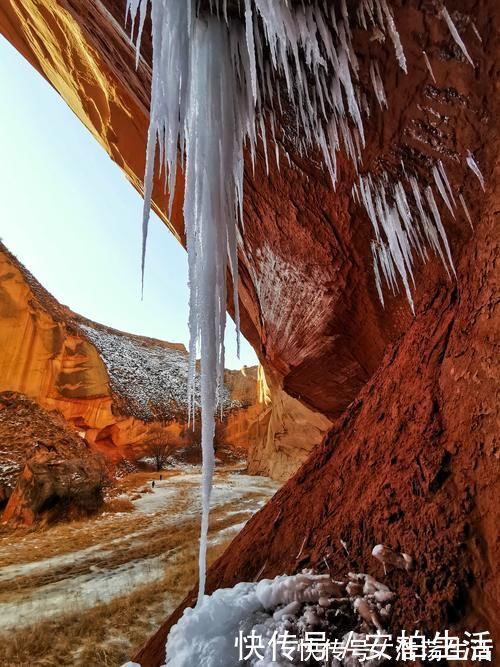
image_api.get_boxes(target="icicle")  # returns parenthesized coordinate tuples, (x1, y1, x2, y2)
(186, 16, 248, 604)
(441, 6, 474, 67)
(424, 186, 455, 277)
(357, 171, 459, 309)
(125, 0, 148, 67)
(432, 164, 455, 218)
(244, 0, 258, 103)
(379, 0, 407, 73)
(459, 193, 474, 229)
(130, 0, 253, 603)
(466, 150, 486, 191)
(370, 60, 387, 108)
(437, 160, 456, 208)
(130, 0, 453, 600)
(372, 242, 385, 305)
(471, 21, 482, 43)
(422, 51, 436, 83)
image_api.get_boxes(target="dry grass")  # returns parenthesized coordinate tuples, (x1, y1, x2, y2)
(0, 542, 227, 667)
(0, 476, 191, 568)
(102, 497, 135, 513)
(0, 504, 251, 601)
(0, 468, 275, 665)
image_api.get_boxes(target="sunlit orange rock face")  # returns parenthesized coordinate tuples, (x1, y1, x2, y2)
(0, 243, 328, 481)
(221, 366, 331, 480)
(0, 241, 194, 464)
(0, 0, 498, 663)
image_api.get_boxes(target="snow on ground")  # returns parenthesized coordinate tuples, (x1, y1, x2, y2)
(0, 458, 20, 488)
(131, 472, 277, 517)
(0, 469, 279, 630)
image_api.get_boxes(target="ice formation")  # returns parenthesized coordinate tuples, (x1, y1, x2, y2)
(164, 570, 395, 666)
(459, 193, 474, 229)
(127, 0, 476, 602)
(422, 50, 436, 83)
(126, 0, 411, 602)
(372, 544, 413, 573)
(466, 150, 486, 191)
(358, 170, 456, 312)
(441, 6, 474, 67)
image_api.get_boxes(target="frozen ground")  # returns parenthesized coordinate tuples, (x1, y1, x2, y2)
(0, 468, 279, 631)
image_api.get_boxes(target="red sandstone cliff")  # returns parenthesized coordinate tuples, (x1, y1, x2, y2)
(0, 0, 497, 663)
(137, 166, 499, 661)
(0, 243, 327, 484)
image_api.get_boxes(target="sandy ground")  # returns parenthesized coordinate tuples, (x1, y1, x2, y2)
(0, 467, 279, 632)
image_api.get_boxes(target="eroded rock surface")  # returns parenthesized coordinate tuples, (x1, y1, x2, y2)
(0, 0, 498, 664)
(0, 392, 107, 524)
(0, 242, 325, 480)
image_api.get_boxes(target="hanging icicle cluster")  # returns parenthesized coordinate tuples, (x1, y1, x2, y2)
(353, 165, 456, 312)
(126, 0, 481, 602)
(125, 0, 411, 603)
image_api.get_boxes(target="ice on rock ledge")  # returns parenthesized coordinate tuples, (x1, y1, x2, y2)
(162, 571, 394, 666)
(164, 574, 341, 666)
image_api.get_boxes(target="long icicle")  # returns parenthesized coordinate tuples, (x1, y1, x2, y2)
(128, 0, 470, 603)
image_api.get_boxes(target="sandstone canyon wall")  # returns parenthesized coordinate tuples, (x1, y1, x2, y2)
(0, 0, 497, 664)
(221, 367, 332, 481)
(0, 241, 202, 464)
(0, 243, 327, 482)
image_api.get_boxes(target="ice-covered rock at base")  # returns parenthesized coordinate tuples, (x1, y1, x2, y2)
(165, 574, 333, 667)
(163, 572, 392, 666)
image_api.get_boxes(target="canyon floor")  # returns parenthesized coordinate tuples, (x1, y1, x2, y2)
(0, 466, 279, 666)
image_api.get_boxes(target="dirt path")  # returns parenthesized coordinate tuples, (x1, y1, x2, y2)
(0, 467, 279, 665)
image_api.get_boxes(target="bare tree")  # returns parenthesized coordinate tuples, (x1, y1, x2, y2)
(150, 443, 169, 471)
(149, 438, 172, 471)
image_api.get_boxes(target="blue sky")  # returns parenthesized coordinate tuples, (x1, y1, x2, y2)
(0, 35, 256, 369)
